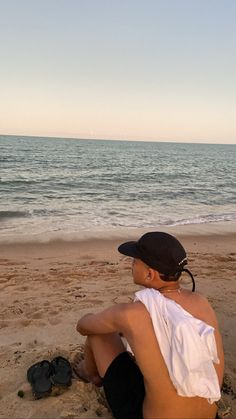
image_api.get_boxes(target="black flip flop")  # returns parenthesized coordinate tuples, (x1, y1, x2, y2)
(50, 356, 72, 387)
(27, 360, 53, 399)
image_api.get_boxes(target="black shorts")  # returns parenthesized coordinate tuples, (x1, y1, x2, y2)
(103, 351, 145, 419)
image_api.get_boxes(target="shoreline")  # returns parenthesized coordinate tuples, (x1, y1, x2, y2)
(0, 219, 236, 246)
(0, 222, 235, 259)
(0, 225, 235, 418)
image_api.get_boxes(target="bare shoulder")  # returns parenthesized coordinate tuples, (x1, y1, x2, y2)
(180, 290, 219, 329)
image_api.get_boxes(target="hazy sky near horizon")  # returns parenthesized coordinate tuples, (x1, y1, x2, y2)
(0, 0, 235, 144)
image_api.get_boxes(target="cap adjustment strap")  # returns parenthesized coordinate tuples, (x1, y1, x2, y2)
(181, 268, 196, 292)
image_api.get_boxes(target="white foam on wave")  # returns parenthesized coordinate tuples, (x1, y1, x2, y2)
(170, 212, 236, 226)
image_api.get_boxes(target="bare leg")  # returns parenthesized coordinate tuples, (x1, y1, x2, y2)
(74, 332, 126, 385)
(73, 338, 103, 386)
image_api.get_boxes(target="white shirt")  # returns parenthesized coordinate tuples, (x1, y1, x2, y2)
(130, 288, 221, 403)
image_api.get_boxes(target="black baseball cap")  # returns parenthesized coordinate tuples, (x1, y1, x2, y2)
(118, 232, 188, 275)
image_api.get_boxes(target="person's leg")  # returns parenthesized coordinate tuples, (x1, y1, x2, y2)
(74, 332, 126, 385)
(75, 334, 145, 419)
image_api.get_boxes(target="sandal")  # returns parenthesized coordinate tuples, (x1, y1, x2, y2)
(27, 360, 53, 399)
(50, 356, 72, 387)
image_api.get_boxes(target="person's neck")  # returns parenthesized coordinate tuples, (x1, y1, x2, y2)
(157, 284, 181, 294)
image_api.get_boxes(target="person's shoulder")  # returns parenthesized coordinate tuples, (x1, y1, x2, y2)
(190, 291, 213, 309)
(185, 291, 219, 328)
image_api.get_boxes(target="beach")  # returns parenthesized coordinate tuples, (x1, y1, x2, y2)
(0, 225, 235, 418)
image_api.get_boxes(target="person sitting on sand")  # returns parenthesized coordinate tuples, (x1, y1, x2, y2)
(75, 232, 224, 419)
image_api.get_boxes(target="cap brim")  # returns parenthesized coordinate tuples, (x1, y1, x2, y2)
(118, 241, 139, 258)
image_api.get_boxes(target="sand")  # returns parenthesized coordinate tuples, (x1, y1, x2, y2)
(0, 225, 235, 418)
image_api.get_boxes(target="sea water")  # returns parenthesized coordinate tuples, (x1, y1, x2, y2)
(0, 135, 235, 242)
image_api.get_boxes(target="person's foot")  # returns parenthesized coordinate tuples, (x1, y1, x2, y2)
(73, 358, 90, 382)
(72, 353, 102, 387)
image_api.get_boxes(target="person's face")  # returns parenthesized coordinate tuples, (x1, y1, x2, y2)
(132, 258, 150, 286)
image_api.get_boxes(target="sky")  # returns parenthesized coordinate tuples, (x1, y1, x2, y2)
(0, 0, 235, 144)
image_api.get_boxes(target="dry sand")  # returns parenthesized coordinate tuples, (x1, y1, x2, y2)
(0, 226, 235, 418)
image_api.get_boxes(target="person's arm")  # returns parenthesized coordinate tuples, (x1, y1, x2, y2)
(76, 303, 130, 336)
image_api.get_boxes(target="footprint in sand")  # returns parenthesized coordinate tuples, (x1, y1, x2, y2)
(17, 286, 29, 292)
(48, 316, 61, 326)
(31, 310, 45, 320)
(0, 321, 9, 329)
(20, 319, 31, 327)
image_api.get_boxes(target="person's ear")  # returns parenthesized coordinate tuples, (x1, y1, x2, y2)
(145, 268, 155, 282)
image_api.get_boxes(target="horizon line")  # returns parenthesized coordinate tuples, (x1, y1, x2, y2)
(0, 133, 235, 146)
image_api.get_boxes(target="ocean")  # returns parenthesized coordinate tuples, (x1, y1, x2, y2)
(0, 135, 235, 242)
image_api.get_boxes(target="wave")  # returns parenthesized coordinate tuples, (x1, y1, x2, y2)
(0, 209, 235, 226)
(0, 210, 30, 220)
(169, 212, 236, 226)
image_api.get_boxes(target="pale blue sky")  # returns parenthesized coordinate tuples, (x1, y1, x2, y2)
(0, 0, 235, 143)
